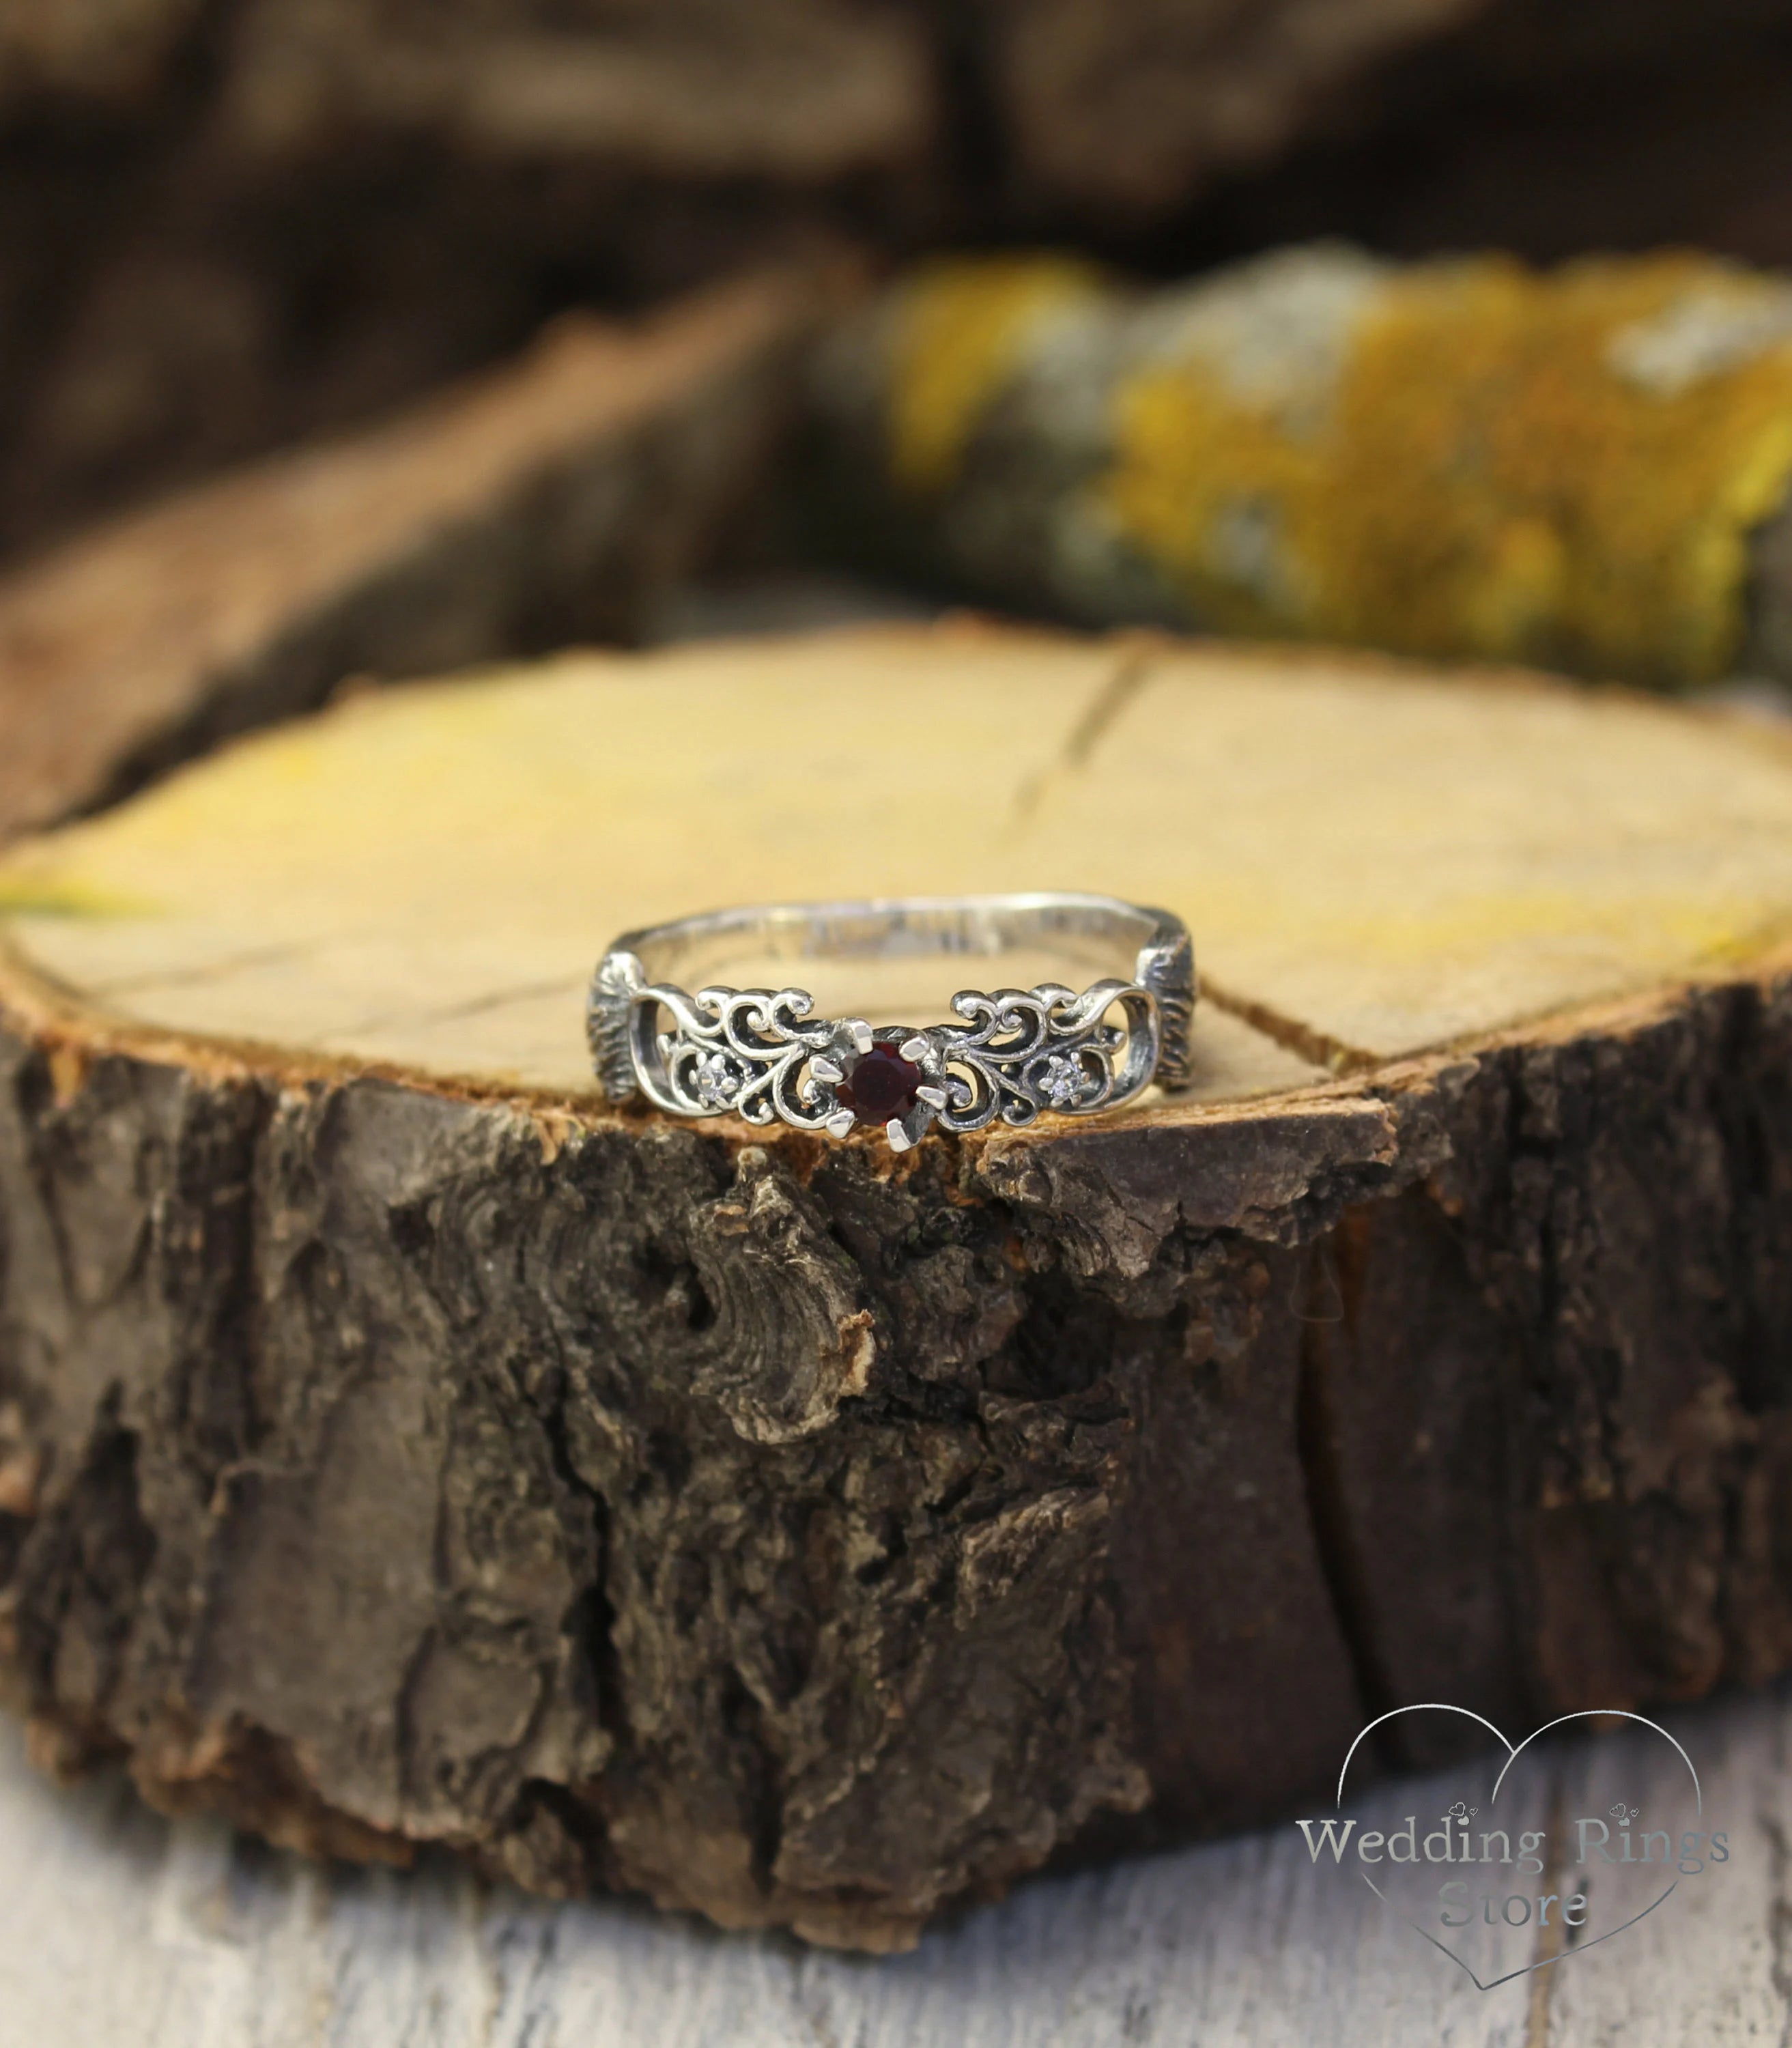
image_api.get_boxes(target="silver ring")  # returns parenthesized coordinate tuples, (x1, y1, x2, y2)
(589, 893, 1195, 1151)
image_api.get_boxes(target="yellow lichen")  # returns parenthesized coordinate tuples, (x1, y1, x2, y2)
(886, 255, 1104, 496)
(1101, 254, 1792, 684)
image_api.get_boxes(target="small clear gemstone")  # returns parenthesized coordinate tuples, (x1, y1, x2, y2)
(1038, 1053, 1085, 1109)
(694, 1050, 747, 1109)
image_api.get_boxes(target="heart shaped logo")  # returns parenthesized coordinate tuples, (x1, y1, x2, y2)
(1298, 1705, 1723, 1992)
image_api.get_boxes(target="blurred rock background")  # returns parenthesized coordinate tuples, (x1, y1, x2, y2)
(5, 0, 1792, 567)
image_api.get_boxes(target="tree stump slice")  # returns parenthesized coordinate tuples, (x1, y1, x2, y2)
(3, 621, 1792, 1951)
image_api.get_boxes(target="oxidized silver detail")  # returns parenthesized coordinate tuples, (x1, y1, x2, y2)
(589, 893, 1195, 1150)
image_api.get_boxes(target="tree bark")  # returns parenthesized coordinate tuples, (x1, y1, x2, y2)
(3, 618, 1792, 1949)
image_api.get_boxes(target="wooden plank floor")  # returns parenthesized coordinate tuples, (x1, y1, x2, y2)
(1, 1681, 1786, 2046)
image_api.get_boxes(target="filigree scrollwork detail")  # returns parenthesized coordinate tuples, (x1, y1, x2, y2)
(591, 950, 1165, 1151)
(928, 980, 1158, 1135)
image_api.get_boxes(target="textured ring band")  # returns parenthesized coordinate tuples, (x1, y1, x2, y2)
(589, 893, 1195, 1151)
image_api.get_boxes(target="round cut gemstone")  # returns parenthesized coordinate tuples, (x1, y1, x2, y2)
(694, 1050, 747, 1109)
(1037, 1053, 1085, 1109)
(838, 1043, 925, 1122)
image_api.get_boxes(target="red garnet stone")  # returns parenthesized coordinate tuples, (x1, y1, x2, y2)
(838, 1043, 925, 1122)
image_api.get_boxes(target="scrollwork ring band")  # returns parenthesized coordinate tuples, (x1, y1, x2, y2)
(589, 893, 1195, 1151)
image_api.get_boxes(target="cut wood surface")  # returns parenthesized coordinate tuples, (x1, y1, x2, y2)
(10, 625, 1792, 1082)
(0, 265, 823, 841)
(5, 621, 1792, 1950)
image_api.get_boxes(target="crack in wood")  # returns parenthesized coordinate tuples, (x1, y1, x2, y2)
(1008, 638, 1163, 830)
(1196, 971, 1378, 1077)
